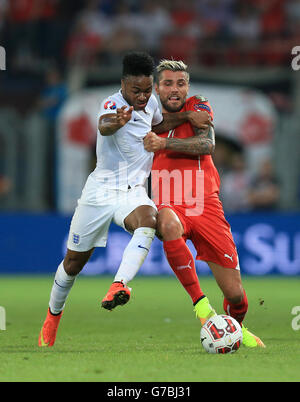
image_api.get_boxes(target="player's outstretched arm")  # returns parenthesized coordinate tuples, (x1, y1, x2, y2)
(152, 110, 212, 134)
(99, 106, 133, 136)
(144, 126, 215, 156)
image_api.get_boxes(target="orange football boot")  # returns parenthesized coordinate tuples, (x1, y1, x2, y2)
(101, 281, 131, 310)
(38, 308, 63, 347)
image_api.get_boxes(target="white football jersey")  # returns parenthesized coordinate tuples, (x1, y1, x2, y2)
(91, 90, 163, 190)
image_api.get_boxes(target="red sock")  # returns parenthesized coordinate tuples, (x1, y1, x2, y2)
(163, 238, 204, 304)
(223, 290, 248, 325)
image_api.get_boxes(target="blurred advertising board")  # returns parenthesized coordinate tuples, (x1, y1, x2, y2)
(0, 212, 299, 276)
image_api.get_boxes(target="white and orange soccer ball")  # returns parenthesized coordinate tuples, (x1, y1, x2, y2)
(200, 314, 243, 354)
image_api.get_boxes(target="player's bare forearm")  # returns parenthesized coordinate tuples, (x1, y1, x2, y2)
(165, 126, 215, 155)
(99, 106, 133, 136)
(152, 111, 211, 134)
(98, 116, 122, 136)
(152, 112, 189, 133)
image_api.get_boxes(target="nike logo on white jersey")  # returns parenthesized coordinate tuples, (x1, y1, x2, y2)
(138, 245, 149, 251)
(176, 260, 192, 270)
(224, 253, 234, 262)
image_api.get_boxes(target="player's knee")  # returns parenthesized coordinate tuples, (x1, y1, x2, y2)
(63, 254, 88, 276)
(126, 206, 157, 231)
(138, 213, 157, 230)
(226, 294, 243, 305)
(157, 217, 182, 240)
(225, 288, 246, 306)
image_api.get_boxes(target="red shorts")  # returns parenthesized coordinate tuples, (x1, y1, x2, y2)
(158, 195, 239, 269)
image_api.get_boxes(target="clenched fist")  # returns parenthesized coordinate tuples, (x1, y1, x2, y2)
(143, 131, 166, 152)
(188, 110, 213, 130)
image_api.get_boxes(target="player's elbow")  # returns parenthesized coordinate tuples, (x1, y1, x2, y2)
(207, 136, 216, 154)
(199, 140, 215, 155)
(98, 122, 107, 135)
(209, 142, 215, 154)
(98, 123, 115, 136)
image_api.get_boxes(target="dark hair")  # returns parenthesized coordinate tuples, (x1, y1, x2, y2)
(122, 52, 155, 78)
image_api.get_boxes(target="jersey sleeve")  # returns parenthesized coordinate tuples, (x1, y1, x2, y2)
(187, 95, 214, 121)
(97, 97, 118, 120)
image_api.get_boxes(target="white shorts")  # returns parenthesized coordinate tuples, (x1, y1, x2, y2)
(67, 176, 156, 252)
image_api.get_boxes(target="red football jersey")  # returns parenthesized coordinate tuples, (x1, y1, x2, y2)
(152, 95, 220, 208)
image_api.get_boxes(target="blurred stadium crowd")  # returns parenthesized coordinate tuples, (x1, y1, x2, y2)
(0, 0, 299, 213)
(1, 0, 300, 70)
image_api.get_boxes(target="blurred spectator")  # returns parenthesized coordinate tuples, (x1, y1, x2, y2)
(230, 2, 261, 41)
(220, 152, 252, 212)
(248, 158, 280, 211)
(2, 0, 299, 72)
(0, 0, 7, 31)
(134, 0, 173, 56)
(7, 0, 37, 69)
(269, 92, 293, 114)
(111, 0, 138, 31)
(196, 0, 235, 41)
(253, 0, 292, 66)
(98, 0, 117, 16)
(7, 0, 59, 68)
(35, 65, 67, 208)
(169, 0, 197, 29)
(212, 135, 243, 181)
(106, 1, 141, 58)
(32, 0, 65, 63)
(285, 0, 300, 20)
(285, 0, 300, 38)
(221, 154, 280, 213)
(250, 0, 286, 38)
(225, 2, 261, 65)
(77, 0, 113, 39)
(37, 66, 67, 122)
(0, 175, 11, 198)
(159, 0, 200, 63)
(65, 0, 113, 67)
(212, 141, 231, 181)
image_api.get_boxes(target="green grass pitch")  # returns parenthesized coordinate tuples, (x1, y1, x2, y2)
(0, 275, 300, 382)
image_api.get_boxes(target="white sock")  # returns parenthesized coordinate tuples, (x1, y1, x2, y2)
(114, 227, 155, 284)
(49, 262, 77, 314)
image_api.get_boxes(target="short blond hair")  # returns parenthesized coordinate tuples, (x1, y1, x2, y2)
(156, 59, 190, 82)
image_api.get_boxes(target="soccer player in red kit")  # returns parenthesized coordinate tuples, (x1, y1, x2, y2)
(144, 60, 265, 348)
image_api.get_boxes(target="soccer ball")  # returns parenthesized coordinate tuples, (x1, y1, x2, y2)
(200, 315, 243, 354)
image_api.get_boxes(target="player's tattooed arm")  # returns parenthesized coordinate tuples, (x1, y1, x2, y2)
(144, 126, 215, 155)
(99, 106, 134, 136)
(192, 125, 215, 154)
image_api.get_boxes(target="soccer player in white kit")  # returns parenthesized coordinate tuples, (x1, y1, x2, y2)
(38, 52, 211, 347)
